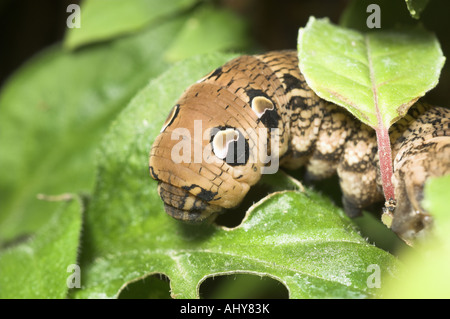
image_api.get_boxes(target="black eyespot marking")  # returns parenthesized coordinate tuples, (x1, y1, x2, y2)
(210, 126, 249, 166)
(259, 108, 280, 129)
(246, 88, 270, 101)
(282, 73, 303, 92)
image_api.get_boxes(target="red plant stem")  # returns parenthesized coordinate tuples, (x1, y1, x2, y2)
(375, 126, 395, 201)
(364, 35, 395, 202)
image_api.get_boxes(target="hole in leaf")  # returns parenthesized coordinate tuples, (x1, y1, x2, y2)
(214, 172, 301, 228)
(214, 181, 275, 227)
(199, 274, 289, 299)
(118, 274, 171, 299)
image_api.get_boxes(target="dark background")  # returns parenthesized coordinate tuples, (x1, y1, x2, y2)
(0, 0, 80, 86)
(2, 0, 449, 105)
(1, 0, 448, 299)
(0, 0, 349, 87)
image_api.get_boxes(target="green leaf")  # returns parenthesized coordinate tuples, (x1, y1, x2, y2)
(382, 175, 450, 298)
(405, 0, 430, 19)
(72, 54, 399, 299)
(64, 0, 198, 49)
(298, 17, 445, 128)
(0, 196, 83, 298)
(164, 4, 250, 62)
(422, 174, 450, 239)
(340, 0, 450, 106)
(77, 190, 399, 299)
(0, 16, 187, 244)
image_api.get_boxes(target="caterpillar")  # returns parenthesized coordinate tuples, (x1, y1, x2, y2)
(149, 50, 450, 242)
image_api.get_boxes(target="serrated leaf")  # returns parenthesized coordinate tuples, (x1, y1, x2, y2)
(64, 0, 198, 49)
(72, 54, 399, 299)
(79, 191, 399, 299)
(0, 196, 83, 298)
(298, 17, 445, 129)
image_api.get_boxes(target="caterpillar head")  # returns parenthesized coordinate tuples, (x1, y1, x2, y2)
(149, 82, 278, 223)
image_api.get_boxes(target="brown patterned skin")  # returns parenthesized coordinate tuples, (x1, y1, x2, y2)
(149, 50, 450, 242)
(390, 106, 450, 241)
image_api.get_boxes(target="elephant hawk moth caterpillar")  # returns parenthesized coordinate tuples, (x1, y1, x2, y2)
(149, 50, 450, 243)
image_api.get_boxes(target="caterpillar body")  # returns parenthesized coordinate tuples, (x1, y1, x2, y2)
(149, 50, 450, 242)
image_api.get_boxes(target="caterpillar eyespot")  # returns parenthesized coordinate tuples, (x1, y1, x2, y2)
(251, 96, 274, 118)
(149, 50, 450, 243)
(211, 127, 245, 163)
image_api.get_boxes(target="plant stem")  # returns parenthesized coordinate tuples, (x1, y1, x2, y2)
(375, 126, 395, 201)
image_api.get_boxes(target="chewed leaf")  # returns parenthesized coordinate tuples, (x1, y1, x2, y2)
(75, 191, 399, 299)
(298, 17, 445, 129)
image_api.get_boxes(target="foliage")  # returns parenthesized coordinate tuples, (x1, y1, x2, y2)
(298, 17, 444, 130)
(298, 14, 444, 205)
(0, 196, 83, 298)
(0, 0, 448, 299)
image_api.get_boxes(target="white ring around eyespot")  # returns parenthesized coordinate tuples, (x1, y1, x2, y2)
(251, 96, 274, 118)
(212, 129, 240, 159)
